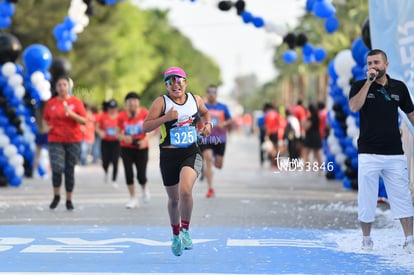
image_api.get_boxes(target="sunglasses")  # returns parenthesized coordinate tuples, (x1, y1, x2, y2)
(207, 88, 217, 94)
(376, 87, 391, 101)
(165, 76, 186, 87)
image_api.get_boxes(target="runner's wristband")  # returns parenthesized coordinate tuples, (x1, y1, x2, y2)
(132, 138, 139, 146)
(205, 122, 213, 128)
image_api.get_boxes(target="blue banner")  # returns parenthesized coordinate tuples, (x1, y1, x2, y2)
(369, 0, 414, 185)
(370, 0, 414, 133)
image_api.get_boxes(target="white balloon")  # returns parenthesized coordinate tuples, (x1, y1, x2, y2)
(14, 165, 24, 177)
(8, 74, 23, 87)
(346, 116, 355, 127)
(265, 21, 287, 36)
(1, 62, 16, 77)
(72, 24, 85, 34)
(40, 89, 51, 101)
(334, 49, 356, 78)
(330, 144, 341, 154)
(336, 75, 350, 89)
(30, 71, 45, 85)
(39, 148, 49, 169)
(0, 134, 10, 147)
(10, 154, 24, 166)
(353, 136, 358, 148)
(3, 144, 18, 158)
(40, 80, 51, 91)
(14, 85, 26, 99)
(342, 85, 351, 97)
(335, 153, 347, 166)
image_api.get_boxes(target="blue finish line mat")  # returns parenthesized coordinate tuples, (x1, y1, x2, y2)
(0, 226, 412, 274)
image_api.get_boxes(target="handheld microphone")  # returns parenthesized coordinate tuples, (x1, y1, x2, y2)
(369, 73, 376, 81)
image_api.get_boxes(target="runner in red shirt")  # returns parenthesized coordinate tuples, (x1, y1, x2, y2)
(264, 104, 280, 168)
(96, 99, 120, 186)
(117, 92, 150, 209)
(43, 76, 86, 211)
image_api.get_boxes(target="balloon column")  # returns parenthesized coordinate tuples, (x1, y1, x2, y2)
(0, 33, 32, 187)
(0, 31, 57, 187)
(324, 36, 371, 190)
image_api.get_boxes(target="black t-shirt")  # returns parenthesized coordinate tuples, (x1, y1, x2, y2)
(349, 75, 414, 155)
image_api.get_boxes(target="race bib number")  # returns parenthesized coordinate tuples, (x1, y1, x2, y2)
(125, 124, 142, 136)
(170, 126, 197, 148)
(106, 127, 116, 136)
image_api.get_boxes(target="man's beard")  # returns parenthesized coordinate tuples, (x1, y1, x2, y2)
(376, 69, 386, 79)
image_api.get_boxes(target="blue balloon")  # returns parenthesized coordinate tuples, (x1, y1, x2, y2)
(345, 145, 357, 158)
(2, 84, 14, 98)
(8, 95, 20, 108)
(105, 0, 117, 4)
(302, 43, 314, 56)
(327, 60, 338, 81)
(241, 11, 253, 24)
(0, 154, 7, 167)
(9, 176, 22, 187)
(63, 16, 76, 30)
(252, 17, 265, 28)
(313, 0, 336, 19)
(344, 136, 353, 147)
(57, 39, 73, 52)
(0, 74, 7, 87)
(11, 134, 24, 147)
(303, 54, 313, 64)
(314, 47, 327, 62)
(335, 171, 344, 180)
(22, 44, 53, 74)
(0, 115, 8, 127)
(5, 124, 17, 138)
(282, 50, 297, 63)
(326, 153, 336, 163)
(351, 157, 358, 169)
(351, 37, 369, 67)
(306, 0, 316, 12)
(351, 64, 364, 77)
(0, 15, 11, 29)
(0, 1, 15, 17)
(343, 177, 351, 189)
(53, 23, 66, 40)
(3, 164, 15, 178)
(325, 16, 339, 33)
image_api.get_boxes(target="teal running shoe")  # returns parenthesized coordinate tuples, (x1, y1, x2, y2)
(171, 235, 183, 256)
(180, 229, 193, 250)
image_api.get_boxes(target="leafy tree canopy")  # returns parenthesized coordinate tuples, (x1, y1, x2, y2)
(7, 0, 221, 108)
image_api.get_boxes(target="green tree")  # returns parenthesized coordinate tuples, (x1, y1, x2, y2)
(7, 0, 221, 108)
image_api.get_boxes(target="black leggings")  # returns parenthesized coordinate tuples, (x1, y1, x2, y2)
(120, 147, 148, 185)
(48, 142, 80, 192)
(101, 139, 120, 181)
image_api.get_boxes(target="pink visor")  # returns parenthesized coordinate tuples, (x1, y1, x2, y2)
(163, 67, 186, 81)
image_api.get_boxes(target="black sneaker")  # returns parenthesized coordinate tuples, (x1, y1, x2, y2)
(66, 200, 74, 211)
(49, 195, 60, 209)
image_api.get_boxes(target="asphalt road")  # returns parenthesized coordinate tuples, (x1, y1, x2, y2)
(0, 133, 361, 229)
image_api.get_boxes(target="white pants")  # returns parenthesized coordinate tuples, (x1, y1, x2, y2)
(358, 154, 414, 222)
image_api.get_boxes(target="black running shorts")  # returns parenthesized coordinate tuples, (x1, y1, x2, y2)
(159, 143, 203, 186)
